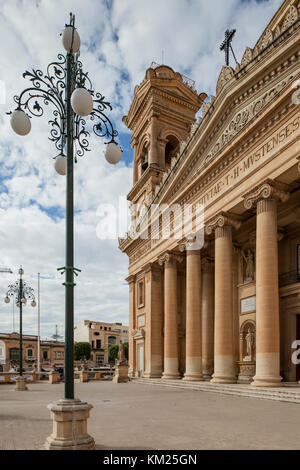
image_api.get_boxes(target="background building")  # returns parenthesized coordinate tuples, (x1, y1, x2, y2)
(74, 320, 129, 366)
(0, 332, 64, 371)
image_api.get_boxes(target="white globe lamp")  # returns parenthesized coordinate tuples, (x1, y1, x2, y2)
(54, 153, 67, 176)
(62, 26, 80, 53)
(105, 142, 122, 165)
(4, 296, 10, 304)
(10, 110, 31, 136)
(71, 88, 93, 116)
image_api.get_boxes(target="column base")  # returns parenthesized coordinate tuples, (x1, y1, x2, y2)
(183, 374, 204, 382)
(202, 373, 212, 381)
(210, 375, 236, 384)
(162, 372, 181, 380)
(15, 376, 28, 391)
(251, 376, 283, 388)
(45, 399, 95, 450)
(143, 372, 162, 379)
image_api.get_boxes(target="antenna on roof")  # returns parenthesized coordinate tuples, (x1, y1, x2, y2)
(51, 325, 63, 342)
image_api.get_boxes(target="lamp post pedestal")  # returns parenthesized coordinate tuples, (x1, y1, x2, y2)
(15, 376, 28, 391)
(45, 399, 95, 450)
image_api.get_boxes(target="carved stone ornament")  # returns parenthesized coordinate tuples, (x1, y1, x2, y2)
(241, 47, 253, 68)
(203, 73, 297, 166)
(130, 328, 145, 340)
(259, 29, 273, 51)
(282, 5, 299, 32)
(202, 101, 211, 117)
(205, 212, 242, 235)
(216, 66, 234, 95)
(243, 179, 289, 210)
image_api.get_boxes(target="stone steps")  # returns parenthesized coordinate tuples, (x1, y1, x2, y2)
(132, 378, 300, 404)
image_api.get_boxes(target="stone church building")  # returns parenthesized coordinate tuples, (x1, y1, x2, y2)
(119, 0, 300, 386)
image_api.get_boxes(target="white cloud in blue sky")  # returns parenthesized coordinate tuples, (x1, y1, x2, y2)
(0, 0, 282, 339)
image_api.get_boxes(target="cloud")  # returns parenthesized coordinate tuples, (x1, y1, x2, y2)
(0, 0, 282, 339)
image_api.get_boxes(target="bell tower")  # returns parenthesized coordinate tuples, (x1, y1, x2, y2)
(123, 64, 206, 196)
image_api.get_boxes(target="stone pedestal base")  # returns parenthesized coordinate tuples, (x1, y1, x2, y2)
(15, 376, 28, 391)
(113, 363, 129, 383)
(237, 361, 256, 384)
(45, 399, 95, 450)
(80, 371, 89, 383)
(49, 372, 59, 384)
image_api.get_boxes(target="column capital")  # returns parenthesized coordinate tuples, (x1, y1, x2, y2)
(243, 179, 289, 210)
(158, 251, 183, 266)
(125, 275, 136, 284)
(178, 233, 208, 253)
(205, 211, 241, 236)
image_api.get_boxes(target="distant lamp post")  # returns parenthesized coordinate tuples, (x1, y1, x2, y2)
(4, 267, 36, 391)
(8, 12, 122, 450)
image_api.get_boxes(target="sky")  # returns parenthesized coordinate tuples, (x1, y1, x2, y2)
(0, 0, 283, 340)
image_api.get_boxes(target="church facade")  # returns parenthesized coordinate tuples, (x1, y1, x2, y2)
(119, 0, 300, 386)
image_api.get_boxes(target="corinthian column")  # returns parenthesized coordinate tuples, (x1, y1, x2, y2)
(179, 241, 203, 381)
(159, 252, 182, 379)
(244, 179, 289, 387)
(206, 212, 241, 384)
(202, 258, 214, 380)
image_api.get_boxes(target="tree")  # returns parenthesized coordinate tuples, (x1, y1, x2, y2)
(74, 342, 91, 361)
(108, 344, 119, 363)
(123, 342, 129, 361)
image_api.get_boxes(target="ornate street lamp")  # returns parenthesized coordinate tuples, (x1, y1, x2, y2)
(4, 267, 36, 391)
(8, 13, 122, 450)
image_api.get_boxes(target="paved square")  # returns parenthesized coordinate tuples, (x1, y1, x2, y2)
(0, 381, 299, 450)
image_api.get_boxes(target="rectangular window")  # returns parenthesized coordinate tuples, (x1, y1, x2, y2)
(9, 349, 19, 361)
(43, 351, 48, 359)
(137, 279, 145, 308)
(92, 340, 94, 349)
(27, 349, 33, 357)
(57, 352, 61, 359)
(96, 339, 101, 349)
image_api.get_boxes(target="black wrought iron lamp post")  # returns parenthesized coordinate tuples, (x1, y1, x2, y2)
(4, 267, 36, 383)
(8, 14, 122, 405)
